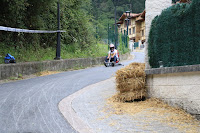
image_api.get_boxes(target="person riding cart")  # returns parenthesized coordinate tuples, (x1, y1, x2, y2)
(104, 44, 120, 67)
(105, 44, 118, 63)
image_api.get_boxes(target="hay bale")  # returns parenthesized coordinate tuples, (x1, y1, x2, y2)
(115, 63, 146, 102)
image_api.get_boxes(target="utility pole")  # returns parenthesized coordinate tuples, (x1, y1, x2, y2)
(55, 0, 61, 60)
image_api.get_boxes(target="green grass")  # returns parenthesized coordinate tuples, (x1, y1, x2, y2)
(0, 42, 130, 64)
(0, 43, 108, 64)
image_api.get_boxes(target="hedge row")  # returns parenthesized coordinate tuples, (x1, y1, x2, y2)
(148, 0, 200, 68)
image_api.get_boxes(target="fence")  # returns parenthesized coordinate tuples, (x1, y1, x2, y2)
(148, 0, 200, 68)
(108, 24, 128, 50)
(134, 42, 139, 49)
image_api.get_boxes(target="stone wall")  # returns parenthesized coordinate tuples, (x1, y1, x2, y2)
(0, 53, 130, 80)
(145, 0, 171, 69)
(146, 65, 200, 120)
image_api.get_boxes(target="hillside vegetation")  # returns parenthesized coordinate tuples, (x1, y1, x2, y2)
(0, 0, 145, 63)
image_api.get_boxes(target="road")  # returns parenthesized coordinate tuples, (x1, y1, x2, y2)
(0, 52, 144, 133)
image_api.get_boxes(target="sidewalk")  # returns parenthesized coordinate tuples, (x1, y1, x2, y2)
(59, 78, 200, 133)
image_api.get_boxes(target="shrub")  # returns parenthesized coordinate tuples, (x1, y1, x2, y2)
(148, 0, 200, 68)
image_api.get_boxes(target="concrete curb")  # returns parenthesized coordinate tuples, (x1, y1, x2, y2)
(57, 52, 141, 133)
(58, 53, 135, 133)
(58, 78, 115, 133)
(58, 84, 94, 133)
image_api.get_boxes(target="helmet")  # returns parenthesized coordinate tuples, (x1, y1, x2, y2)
(110, 44, 115, 48)
(110, 44, 115, 52)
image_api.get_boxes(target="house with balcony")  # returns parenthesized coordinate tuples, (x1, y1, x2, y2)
(117, 10, 146, 44)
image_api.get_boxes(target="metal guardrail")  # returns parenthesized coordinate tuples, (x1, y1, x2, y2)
(0, 26, 65, 33)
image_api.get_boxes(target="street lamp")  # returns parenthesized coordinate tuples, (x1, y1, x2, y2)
(125, 18, 130, 35)
(125, 11, 131, 48)
(55, 0, 61, 60)
(126, 11, 131, 18)
(125, 11, 131, 36)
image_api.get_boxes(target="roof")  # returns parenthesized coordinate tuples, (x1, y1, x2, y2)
(117, 21, 123, 24)
(141, 10, 146, 18)
(180, 0, 191, 3)
(119, 13, 141, 21)
(136, 10, 146, 22)
(177, 0, 192, 3)
(136, 16, 145, 22)
(117, 10, 146, 25)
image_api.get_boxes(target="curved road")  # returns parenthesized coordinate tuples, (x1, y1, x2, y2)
(0, 52, 144, 133)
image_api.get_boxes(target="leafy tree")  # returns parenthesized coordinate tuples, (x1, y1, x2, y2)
(0, 0, 145, 57)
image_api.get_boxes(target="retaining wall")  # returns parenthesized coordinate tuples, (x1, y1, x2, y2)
(0, 53, 130, 80)
(146, 65, 200, 120)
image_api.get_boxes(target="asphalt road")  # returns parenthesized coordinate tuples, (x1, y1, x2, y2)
(0, 52, 144, 133)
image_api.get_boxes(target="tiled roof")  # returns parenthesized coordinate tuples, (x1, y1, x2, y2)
(119, 13, 140, 21)
(117, 21, 123, 24)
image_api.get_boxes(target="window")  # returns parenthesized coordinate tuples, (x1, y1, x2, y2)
(133, 27, 135, 34)
(129, 29, 131, 35)
(142, 30, 145, 36)
(124, 19, 131, 27)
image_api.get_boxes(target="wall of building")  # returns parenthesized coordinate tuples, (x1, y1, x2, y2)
(140, 21, 146, 41)
(135, 22, 141, 42)
(146, 65, 200, 120)
(145, 0, 171, 69)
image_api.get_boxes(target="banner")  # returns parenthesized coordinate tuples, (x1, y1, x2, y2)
(0, 26, 65, 33)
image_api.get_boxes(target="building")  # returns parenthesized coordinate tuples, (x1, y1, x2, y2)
(136, 10, 146, 43)
(117, 10, 146, 43)
(176, 0, 191, 3)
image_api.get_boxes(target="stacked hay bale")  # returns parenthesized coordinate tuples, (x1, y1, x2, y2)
(115, 63, 146, 102)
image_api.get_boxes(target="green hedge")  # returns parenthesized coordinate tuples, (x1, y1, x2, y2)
(148, 0, 200, 68)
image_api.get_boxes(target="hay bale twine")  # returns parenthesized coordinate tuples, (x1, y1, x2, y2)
(115, 63, 146, 102)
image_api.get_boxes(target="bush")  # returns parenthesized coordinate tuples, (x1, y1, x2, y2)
(148, 0, 200, 68)
(0, 0, 95, 51)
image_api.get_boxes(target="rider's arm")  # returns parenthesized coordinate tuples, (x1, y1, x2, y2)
(107, 52, 111, 59)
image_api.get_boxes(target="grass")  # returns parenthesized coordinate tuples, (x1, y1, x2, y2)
(8, 73, 23, 81)
(0, 42, 130, 64)
(0, 43, 108, 64)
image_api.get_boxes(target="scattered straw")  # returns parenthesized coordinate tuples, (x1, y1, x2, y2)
(109, 121, 117, 127)
(104, 96, 200, 133)
(102, 62, 200, 132)
(36, 71, 60, 76)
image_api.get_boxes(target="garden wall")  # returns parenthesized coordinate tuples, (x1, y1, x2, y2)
(146, 65, 200, 120)
(0, 53, 130, 80)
